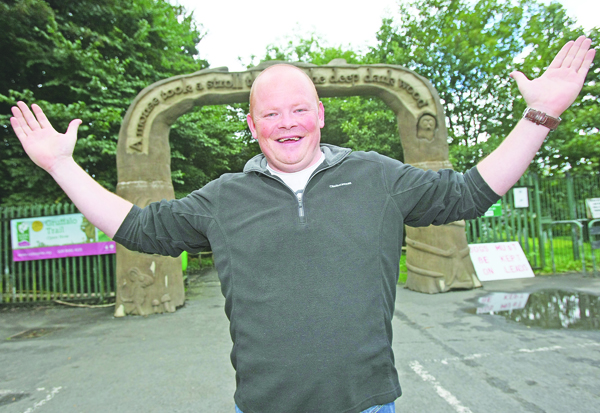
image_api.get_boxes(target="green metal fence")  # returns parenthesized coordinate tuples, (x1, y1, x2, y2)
(466, 173, 600, 275)
(1, 173, 598, 304)
(1, 203, 116, 304)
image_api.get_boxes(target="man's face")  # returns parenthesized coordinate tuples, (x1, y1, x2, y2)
(247, 66, 324, 173)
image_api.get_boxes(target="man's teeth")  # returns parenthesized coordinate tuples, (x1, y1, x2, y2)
(277, 137, 301, 142)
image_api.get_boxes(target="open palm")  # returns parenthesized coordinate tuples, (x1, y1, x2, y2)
(511, 36, 596, 117)
(10, 102, 82, 173)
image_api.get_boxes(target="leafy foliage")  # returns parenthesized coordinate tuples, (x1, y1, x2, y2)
(2, 0, 597, 207)
(0, 0, 207, 205)
(366, 0, 598, 174)
(169, 104, 257, 198)
(515, 3, 599, 174)
(252, 0, 598, 172)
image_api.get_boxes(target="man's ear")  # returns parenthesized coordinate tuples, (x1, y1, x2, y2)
(247, 113, 258, 139)
(318, 101, 325, 128)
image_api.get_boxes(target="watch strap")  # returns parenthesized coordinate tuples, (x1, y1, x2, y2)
(523, 108, 561, 131)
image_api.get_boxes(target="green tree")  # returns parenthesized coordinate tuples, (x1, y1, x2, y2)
(367, 0, 526, 170)
(0, 0, 207, 205)
(169, 104, 255, 199)
(515, 3, 599, 174)
(367, 0, 598, 175)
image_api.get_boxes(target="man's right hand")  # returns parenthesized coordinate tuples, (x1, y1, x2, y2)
(9, 101, 133, 239)
(10, 101, 82, 173)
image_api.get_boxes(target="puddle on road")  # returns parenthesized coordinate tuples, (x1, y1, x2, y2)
(469, 290, 600, 330)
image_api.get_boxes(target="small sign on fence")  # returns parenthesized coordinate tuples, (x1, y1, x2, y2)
(513, 187, 529, 208)
(586, 198, 600, 219)
(469, 241, 535, 281)
(10, 213, 116, 262)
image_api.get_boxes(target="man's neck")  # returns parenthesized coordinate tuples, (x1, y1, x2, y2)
(267, 152, 325, 192)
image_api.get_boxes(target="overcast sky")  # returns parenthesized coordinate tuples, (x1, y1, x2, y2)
(172, 0, 598, 71)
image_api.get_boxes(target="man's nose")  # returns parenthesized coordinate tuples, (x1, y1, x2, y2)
(278, 112, 298, 129)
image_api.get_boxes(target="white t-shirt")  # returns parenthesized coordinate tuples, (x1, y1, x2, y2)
(267, 152, 325, 193)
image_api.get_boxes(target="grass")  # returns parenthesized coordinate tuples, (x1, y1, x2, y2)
(185, 254, 214, 273)
(520, 235, 597, 275)
(398, 254, 407, 284)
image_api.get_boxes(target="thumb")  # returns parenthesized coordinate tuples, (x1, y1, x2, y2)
(66, 119, 82, 136)
(510, 71, 529, 88)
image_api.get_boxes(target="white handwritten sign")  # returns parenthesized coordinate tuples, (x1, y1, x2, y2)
(469, 242, 535, 281)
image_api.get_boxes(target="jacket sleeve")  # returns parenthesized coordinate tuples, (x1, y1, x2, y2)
(113, 181, 217, 257)
(384, 159, 501, 227)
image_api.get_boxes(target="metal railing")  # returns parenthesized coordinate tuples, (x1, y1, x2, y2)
(589, 219, 600, 276)
(466, 173, 600, 275)
(545, 220, 586, 275)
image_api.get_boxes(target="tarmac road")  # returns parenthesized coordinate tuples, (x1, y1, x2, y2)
(1, 271, 599, 413)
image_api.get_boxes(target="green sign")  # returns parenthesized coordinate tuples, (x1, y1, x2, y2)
(484, 200, 502, 217)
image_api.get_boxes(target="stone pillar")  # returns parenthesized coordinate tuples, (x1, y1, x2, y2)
(399, 105, 480, 293)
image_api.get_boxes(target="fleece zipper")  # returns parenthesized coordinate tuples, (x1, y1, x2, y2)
(246, 146, 352, 224)
(295, 190, 306, 224)
(262, 159, 348, 224)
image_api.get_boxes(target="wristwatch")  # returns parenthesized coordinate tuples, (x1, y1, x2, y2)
(523, 108, 561, 131)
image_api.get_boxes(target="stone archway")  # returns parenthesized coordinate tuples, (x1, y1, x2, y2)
(115, 60, 480, 315)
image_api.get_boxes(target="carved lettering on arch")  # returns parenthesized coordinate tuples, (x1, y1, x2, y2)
(125, 64, 438, 156)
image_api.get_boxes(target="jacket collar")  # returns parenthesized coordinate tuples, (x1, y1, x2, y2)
(243, 144, 352, 175)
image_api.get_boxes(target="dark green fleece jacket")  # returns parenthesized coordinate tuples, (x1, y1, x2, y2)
(114, 144, 500, 413)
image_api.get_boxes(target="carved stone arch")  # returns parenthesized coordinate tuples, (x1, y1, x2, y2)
(115, 61, 480, 315)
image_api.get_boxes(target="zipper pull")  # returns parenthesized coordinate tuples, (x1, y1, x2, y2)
(296, 190, 306, 223)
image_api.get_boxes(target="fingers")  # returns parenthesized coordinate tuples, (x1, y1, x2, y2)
(548, 40, 574, 69)
(551, 36, 595, 73)
(580, 48, 597, 75)
(10, 101, 45, 136)
(9, 116, 28, 142)
(10, 101, 61, 140)
(10, 102, 37, 140)
(16, 101, 41, 132)
(31, 104, 53, 129)
(559, 36, 585, 68)
(565, 36, 593, 72)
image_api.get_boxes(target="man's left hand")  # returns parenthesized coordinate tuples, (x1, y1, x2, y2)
(510, 36, 595, 117)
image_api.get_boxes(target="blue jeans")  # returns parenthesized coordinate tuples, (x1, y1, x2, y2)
(235, 401, 395, 413)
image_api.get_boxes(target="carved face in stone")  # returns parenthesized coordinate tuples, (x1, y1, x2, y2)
(417, 113, 437, 142)
(247, 65, 325, 173)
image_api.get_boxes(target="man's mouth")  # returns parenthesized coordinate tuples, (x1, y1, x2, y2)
(277, 137, 302, 143)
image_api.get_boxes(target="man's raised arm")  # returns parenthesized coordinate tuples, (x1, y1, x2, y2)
(10, 102, 133, 238)
(478, 36, 596, 195)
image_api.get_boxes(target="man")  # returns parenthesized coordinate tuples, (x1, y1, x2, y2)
(10, 37, 595, 413)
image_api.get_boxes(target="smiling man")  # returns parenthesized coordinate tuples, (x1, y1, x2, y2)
(247, 65, 325, 174)
(9, 37, 595, 413)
